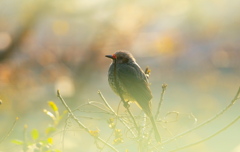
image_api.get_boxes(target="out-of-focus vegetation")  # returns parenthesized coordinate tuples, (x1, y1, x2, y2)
(11, 101, 64, 152)
(0, 0, 240, 151)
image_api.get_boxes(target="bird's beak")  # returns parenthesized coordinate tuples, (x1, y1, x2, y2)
(105, 55, 116, 60)
(105, 55, 113, 59)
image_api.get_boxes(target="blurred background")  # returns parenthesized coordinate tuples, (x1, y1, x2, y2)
(0, 0, 240, 151)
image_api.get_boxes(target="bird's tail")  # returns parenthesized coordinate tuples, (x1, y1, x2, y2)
(149, 114, 161, 143)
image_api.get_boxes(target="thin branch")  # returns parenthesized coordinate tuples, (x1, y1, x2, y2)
(159, 86, 240, 146)
(75, 101, 112, 114)
(57, 90, 118, 152)
(161, 111, 180, 123)
(155, 84, 167, 119)
(0, 117, 18, 144)
(81, 103, 112, 114)
(98, 90, 137, 138)
(98, 90, 116, 114)
(77, 110, 112, 114)
(169, 115, 240, 152)
(125, 106, 140, 135)
(61, 115, 71, 152)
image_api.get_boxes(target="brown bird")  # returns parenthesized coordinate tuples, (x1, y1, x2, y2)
(105, 51, 161, 142)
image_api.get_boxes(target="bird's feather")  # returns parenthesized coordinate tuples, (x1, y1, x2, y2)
(116, 62, 153, 116)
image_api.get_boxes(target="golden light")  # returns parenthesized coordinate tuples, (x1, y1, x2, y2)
(52, 20, 69, 36)
(0, 32, 12, 50)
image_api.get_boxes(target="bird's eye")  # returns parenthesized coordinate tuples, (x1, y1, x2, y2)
(118, 57, 123, 60)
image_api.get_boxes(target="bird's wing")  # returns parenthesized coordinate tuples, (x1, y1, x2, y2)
(117, 63, 153, 114)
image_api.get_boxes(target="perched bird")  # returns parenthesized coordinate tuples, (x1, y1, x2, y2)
(105, 51, 161, 142)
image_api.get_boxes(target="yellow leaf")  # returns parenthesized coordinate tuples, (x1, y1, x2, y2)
(89, 130, 99, 137)
(47, 137, 53, 145)
(48, 101, 58, 112)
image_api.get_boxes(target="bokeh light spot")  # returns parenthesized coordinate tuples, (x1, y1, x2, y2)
(55, 76, 75, 97)
(0, 32, 12, 50)
(52, 20, 69, 36)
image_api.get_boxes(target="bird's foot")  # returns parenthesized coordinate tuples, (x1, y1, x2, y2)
(123, 100, 130, 109)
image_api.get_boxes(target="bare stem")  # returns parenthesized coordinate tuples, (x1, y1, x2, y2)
(98, 90, 116, 115)
(169, 115, 240, 152)
(98, 90, 137, 137)
(61, 116, 71, 152)
(82, 102, 112, 114)
(159, 86, 240, 146)
(155, 84, 167, 119)
(0, 117, 18, 144)
(57, 90, 118, 152)
(125, 105, 140, 135)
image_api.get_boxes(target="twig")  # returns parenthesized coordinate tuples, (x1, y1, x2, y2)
(81, 103, 112, 115)
(169, 115, 240, 152)
(98, 90, 137, 137)
(75, 101, 112, 114)
(161, 111, 179, 123)
(0, 117, 18, 144)
(61, 115, 71, 152)
(125, 106, 140, 135)
(77, 110, 112, 114)
(98, 91, 116, 114)
(155, 84, 167, 119)
(159, 86, 240, 146)
(57, 90, 118, 152)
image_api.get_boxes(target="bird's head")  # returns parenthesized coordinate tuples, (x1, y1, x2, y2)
(105, 51, 135, 64)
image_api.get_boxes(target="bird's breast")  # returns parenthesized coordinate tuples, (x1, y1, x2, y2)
(108, 65, 135, 102)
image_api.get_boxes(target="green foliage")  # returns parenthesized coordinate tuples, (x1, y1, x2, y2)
(11, 140, 23, 145)
(31, 129, 39, 141)
(12, 101, 65, 152)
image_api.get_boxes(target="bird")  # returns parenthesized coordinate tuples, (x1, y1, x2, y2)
(105, 51, 161, 142)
